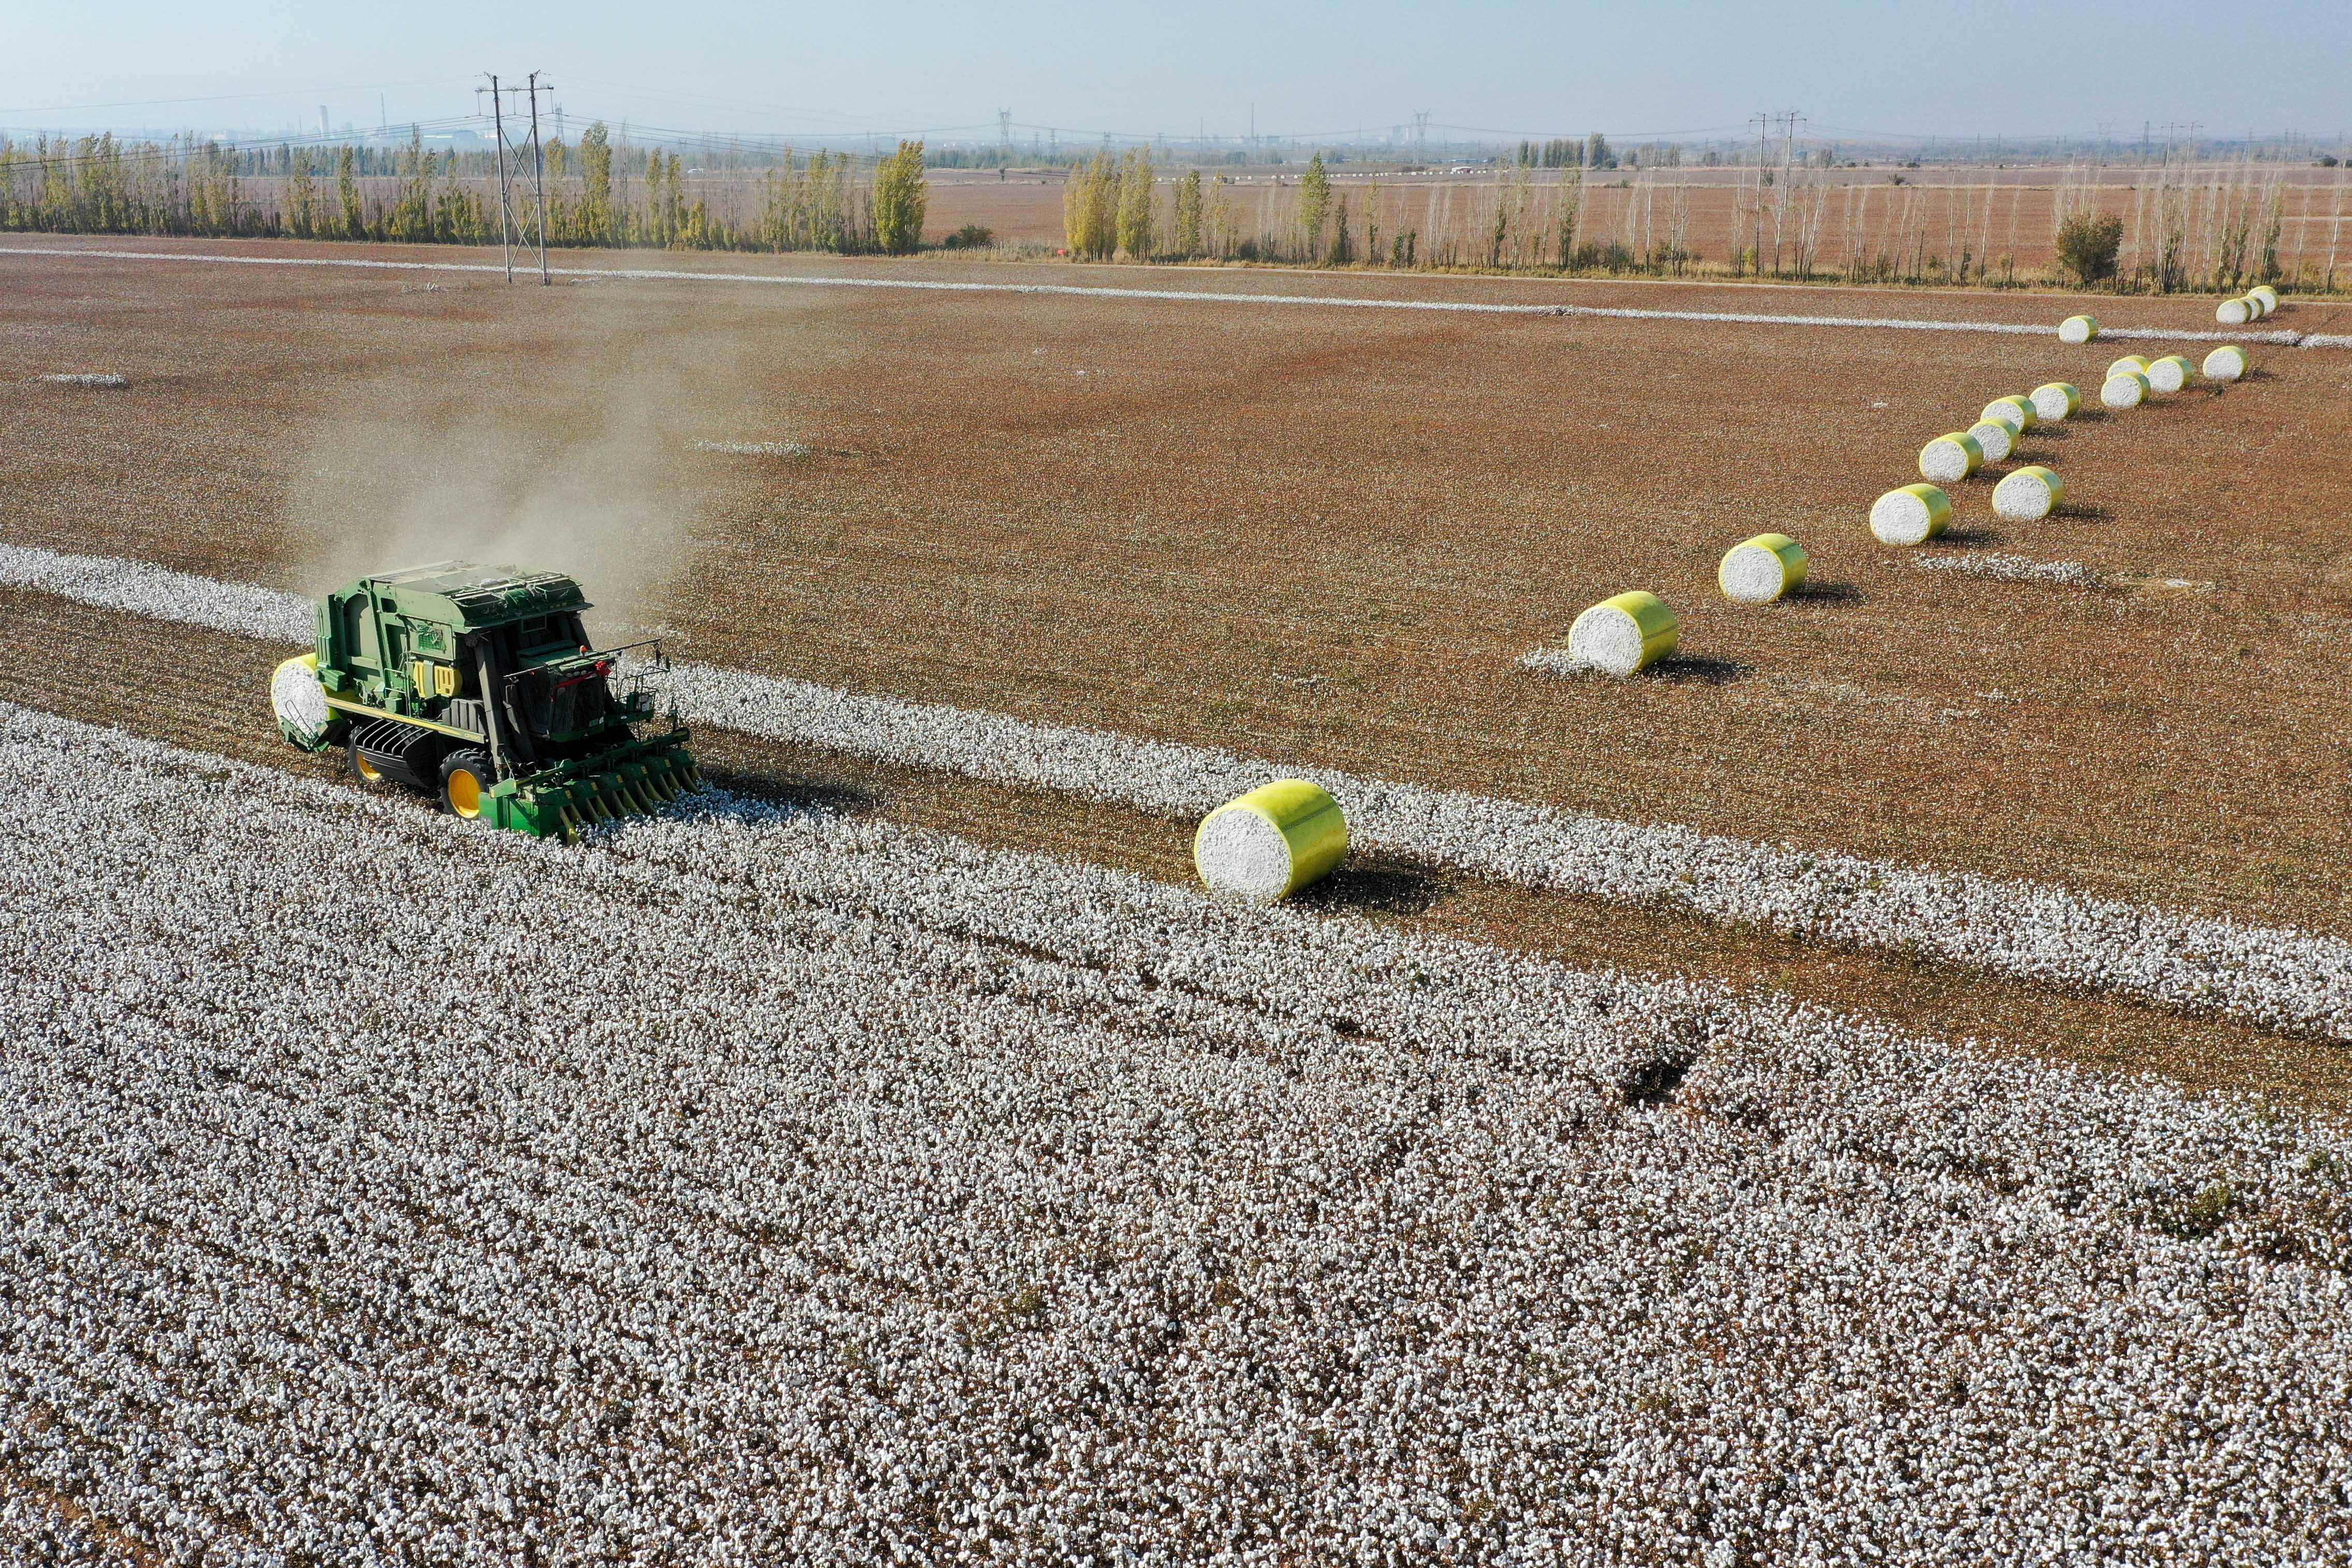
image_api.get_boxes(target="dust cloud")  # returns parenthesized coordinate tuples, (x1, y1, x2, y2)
(286, 289, 757, 642)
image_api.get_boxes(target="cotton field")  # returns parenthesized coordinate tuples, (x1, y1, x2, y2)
(10, 543, 2352, 1042)
(4, 702, 2350, 1565)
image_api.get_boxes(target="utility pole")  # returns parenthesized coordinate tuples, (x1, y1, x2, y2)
(998, 108, 1012, 157)
(1414, 110, 1429, 162)
(480, 70, 554, 285)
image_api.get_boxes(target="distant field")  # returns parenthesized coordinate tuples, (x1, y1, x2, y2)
(919, 163, 2352, 280)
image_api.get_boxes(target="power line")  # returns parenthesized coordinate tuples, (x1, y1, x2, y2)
(0, 78, 467, 119)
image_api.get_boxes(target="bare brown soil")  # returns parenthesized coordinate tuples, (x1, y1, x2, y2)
(7, 236, 2350, 947)
(10, 583, 2348, 1120)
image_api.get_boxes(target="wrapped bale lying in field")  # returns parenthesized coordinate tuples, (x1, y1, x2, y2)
(2101, 370, 2151, 408)
(1193, 779, 1349, 900)
(2058, 314, 2099, 344)
(2106, 354, 2151, 380)
(1967, 418, 2018, 463)
(2146, 355, 2199, 393)
(1717, 533, 1808, 603)
(1567, 590, 1679, 675)
(2203, 344, 2248, 382)
(1992, 465, 2066, 522)
(2217, 297, 2255, 325)
(2249, 284, 2280, 314)
(1869, 483, 1952, 546)
(1918, 430, 1984, 483)
(2031, 382, 2082, 422)
(1980, 395, 2038, 433)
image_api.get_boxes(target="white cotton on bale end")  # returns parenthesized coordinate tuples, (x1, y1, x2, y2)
(1193, 779, 1349, 900)
(2216, 297, 2253, 325)
(2146, 354, 2198, 393)
(1568, 590, 1681, 675)
(2030, 382, 2082, 422)
(1981, 395, 2038, 433)
(2250, 284, 2280, 314)
(2101, 371, 2150, 409)
(1718, 534, 1808, 603)
(2202, 344, 2248, 382)
(1869, 483, 1953, 546)
(271, 654, 335, 749)
(2106, 354, 2151, 380)
(1967, 419, 2018, 462)
(1992, 465, 2066, 522)
(2058, 314, 2099, 344)
(1919, 431, 1984, 483)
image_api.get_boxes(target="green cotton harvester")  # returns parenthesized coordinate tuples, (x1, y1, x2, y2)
(270, 562, 701, 840)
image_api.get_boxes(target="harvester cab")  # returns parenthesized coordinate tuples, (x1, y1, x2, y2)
(269, 561, 702, 840)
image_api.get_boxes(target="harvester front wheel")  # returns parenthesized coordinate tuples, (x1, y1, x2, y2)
(439, 751, 493, 820)
(345, 735, 387, 787)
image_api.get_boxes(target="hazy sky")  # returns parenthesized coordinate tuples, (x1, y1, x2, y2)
(6, 0, 2348, 147)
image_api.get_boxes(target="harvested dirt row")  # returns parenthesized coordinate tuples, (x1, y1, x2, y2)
(9, 584, 2346, 1119)
(4, 243, 2349, 944)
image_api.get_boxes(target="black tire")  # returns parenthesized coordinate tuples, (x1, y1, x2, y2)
(345, 733, 389, 788)
(439, 750, 494, 820)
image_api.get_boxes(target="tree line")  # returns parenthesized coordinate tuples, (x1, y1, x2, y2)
(0, 129, 930, 255)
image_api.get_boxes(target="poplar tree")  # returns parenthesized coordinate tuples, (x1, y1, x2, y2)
(1173, 168, 1203, 258)
(337, 146, 364, 238)
(872, 139, 928, 254)
(578, 123, 614, 243)
(287, 149, 317, 238)
(1298, 152, 1331, 261)
(1062, 153, 1117, 260)
(1116, 149, 1156, 259)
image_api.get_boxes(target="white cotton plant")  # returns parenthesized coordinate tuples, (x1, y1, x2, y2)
(2, 702, 2350, 1565)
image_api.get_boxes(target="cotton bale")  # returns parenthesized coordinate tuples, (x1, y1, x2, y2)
(1718, 534, 1809, 603)
(1967, 419, 2018, 463)
(1991, 465, 2066, 522)
(2146, 354, 2198, 394)
(2057, 314, 2099, 344)
(2202, 344, 2247, 382)
(2106, 354, 2151, 380)
(271, 654, 336, 749)
(1193, 779, 1349, 900)
(2100, 370, 2151, 409)
(2249, 284, 2280, 314)
(1869, 483, 1953, 546)
(1567, 590, 1681, 675)
(2030, 382, 2082, 422)
(1981, 395, 2038, 433)
(1919, 430, 1984, 483)
(2216, 297, 2253, 325)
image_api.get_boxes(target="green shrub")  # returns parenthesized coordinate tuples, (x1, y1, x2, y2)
(2055, 211, 2124, 285)
(940, 223, 992, 251)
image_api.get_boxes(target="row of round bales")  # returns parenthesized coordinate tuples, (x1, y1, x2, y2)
(1196, 308, 2261, 901)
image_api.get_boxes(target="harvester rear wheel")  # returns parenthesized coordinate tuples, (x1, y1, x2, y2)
(439, 751, 493, 820)
(345, 735, 387, 787)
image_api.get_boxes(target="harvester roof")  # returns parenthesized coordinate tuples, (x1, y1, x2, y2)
(355, 561, 591, 627)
